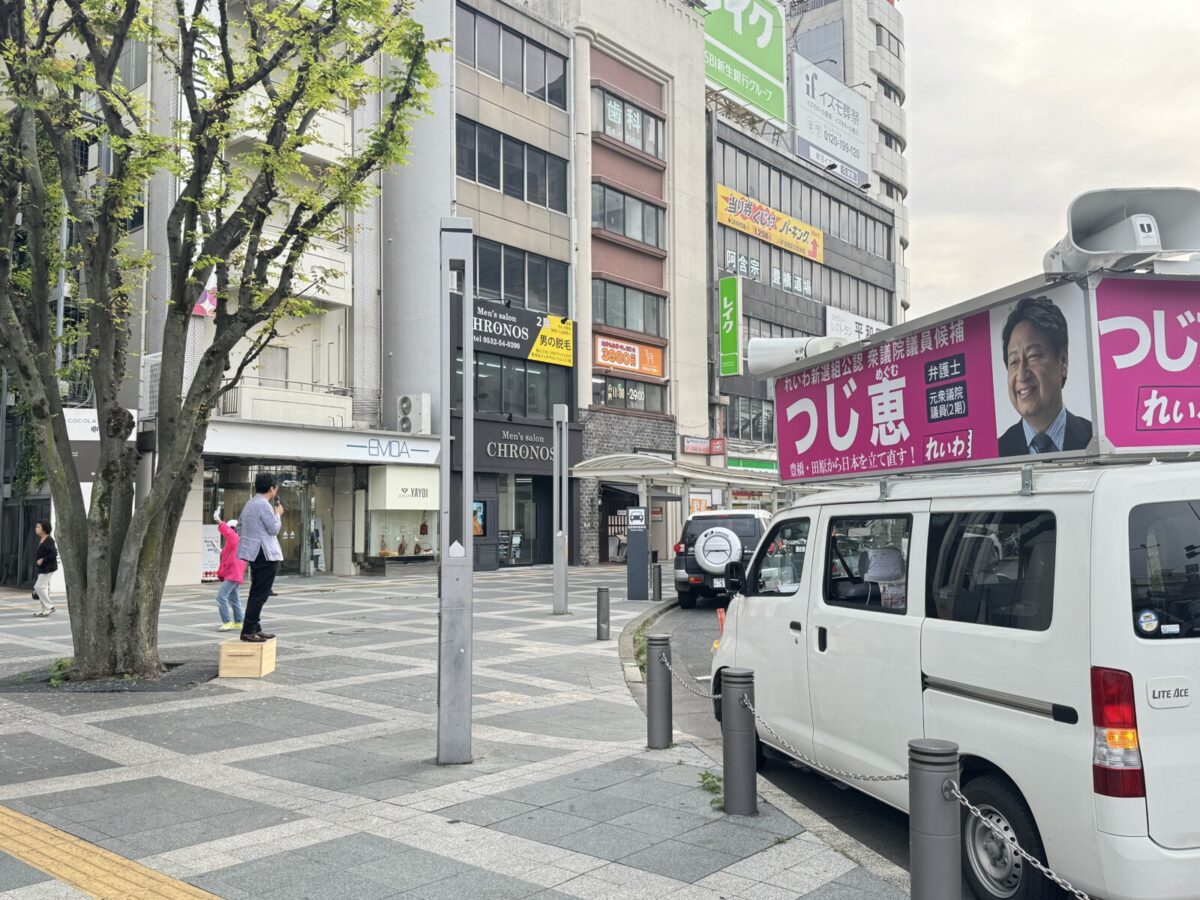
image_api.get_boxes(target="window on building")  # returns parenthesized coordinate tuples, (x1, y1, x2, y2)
(502, 136, 524, 199)
(590, 86, 665, 160)
(928, 511, 1057, 632)
(726, 395, 774, 443)
(476, 353, 502, 413)
(526, 146, 547, 206)
(881, 177, 906, 201)
(476, 239, 502, 301)
(455, 4, 475, 66)
(475, 13, 500, 78)
(501, 28, 523, 89)
(526, 44, 546, 100)
(116, 40, 148, 90)
(527, 254, 548, 312)
(591, 184, 664, 249)
(476, 238, 568, 317)
(546, 51, 567, 109)
(547, 259, 568, 317)
(502, 246, 525, 304)
(880, 126, 904, 153)
(456, 118, 476, 181)
(594, 376, 665, 413)
(457, 117, 566, 213)
(825, 515, 912, 613)
(470, 352, 569, 419)
(547, 156, 568, 213)
(875, 23, 903, 59)
(476, 124, 501, 189)
(258, 346, 288, 386)
(879, 77, 903, 104)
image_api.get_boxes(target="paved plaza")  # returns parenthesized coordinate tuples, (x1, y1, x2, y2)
(0, 568, 907, 899)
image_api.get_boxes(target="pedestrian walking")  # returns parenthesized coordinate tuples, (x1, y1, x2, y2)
(32, 520, 57, 617)
(236, 473, 283, 643)
(213, 509, 246, 631)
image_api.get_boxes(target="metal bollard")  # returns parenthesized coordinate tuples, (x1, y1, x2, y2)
(645, 634, 673, 749)
(908, 739, 961, 900)
(720, 667, 758, 816)
(596, 587, 610, 641)
(652, 563, 662, 602)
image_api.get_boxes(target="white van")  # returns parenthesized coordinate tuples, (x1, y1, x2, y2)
(712, 461, 1200, 900)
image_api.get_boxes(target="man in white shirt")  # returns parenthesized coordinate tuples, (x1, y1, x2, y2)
(236, 473, 284, 642)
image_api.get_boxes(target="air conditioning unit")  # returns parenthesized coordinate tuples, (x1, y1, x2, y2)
(397, 392, 431, 435)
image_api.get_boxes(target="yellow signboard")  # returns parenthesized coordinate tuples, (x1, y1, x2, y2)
(715, 184, 824, 264)
(529, 316, 575, 367)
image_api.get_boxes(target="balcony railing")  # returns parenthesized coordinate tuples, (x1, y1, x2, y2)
(218, 376, 353, 427)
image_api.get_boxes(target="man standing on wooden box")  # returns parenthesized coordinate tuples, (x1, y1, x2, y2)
(236, 473, 284, 643)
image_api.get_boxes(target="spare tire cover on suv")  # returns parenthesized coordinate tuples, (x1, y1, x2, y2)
(694, 526, 742, 575)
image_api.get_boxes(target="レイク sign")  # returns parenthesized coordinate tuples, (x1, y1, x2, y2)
(703, 0, 787, 124)
(718, 276, 742, 376)
(716, 185, 824, 263)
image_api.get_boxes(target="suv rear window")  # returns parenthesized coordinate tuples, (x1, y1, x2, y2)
(1129, 501, 1200, 639)
(682, 516, 761, 541)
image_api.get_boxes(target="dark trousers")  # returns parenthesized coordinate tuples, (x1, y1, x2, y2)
(242, 550, 278, 636)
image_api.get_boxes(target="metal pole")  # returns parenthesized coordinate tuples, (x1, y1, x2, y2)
(552, 403, 568, 614)
(645, 634, 672, 749)
(652, 562, 662, 603)
(0, 368, 7, 577)
(596, 586, 609, 640)
(437, 217, 475, 766)
(908, 739, 961, 900)
(720, 667, 758, 816)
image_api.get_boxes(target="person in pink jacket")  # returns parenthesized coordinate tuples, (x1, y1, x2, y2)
(213, 509, 246, 630)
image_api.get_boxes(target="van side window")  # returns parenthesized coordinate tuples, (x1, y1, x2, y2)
(926, 511, 1056, 631)
(1128, 501, 1200, 639)
(823, 516, 911, 613)
(749, 519, 810, 595)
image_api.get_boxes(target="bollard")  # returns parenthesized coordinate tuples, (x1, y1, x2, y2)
(645, 634, 673, 749)
(908, 739, 961, 900)
(720, 667, 758, 816)
(596, 587, 610, 641)
(652, 563, 663, 603)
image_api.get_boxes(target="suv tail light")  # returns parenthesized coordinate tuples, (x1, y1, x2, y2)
(1091, 667, 1145, 798)
(673, 543, 685, 555)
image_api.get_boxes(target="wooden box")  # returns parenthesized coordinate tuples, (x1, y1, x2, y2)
(219, 638, 276, 678)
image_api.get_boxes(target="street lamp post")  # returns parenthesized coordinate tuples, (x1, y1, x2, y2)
(438, 217, 474, 765)
(552, 402, 569, 614)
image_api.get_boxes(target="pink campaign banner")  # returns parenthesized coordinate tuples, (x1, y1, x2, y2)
(1097, 278, 1200, 447)
(775, 312, 1000, 481)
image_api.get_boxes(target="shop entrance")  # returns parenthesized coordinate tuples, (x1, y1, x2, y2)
(600, 484, 638, 564)
(0, 497, 51, 587)
(204, 464, 316, 576)
(496, 474, 552, 566)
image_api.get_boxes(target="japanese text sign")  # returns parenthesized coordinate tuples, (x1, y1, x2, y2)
(719, 276, 742, 376)
(595, 334, 664, 378)
(474, 301, 574, 368)
(704, 0, 787, 123)
(716, 185, 825, 264)
(1096, 278, 1200, 448)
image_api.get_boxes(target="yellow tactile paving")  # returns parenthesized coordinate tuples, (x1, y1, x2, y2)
(0, 804, 218, 899)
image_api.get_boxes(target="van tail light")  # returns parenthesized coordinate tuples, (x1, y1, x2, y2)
(716, 608, 726, 636)
(674, 543, 685, 555)
(1091, 667, 1146, 798)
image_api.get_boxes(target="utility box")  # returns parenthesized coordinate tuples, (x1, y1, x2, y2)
(219, 638, 276, 678)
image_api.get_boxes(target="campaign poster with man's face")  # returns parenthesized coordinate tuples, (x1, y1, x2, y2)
(989, 285, 1094, 458)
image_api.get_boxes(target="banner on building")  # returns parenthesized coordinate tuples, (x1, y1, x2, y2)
(474, 301, 574, 367)
(825, 306, 886, 341)
(716, 185, 825, 264)
(792, 54, 870, 188)
(703, 0, 787, 124)
(719, 276, 743, 376)
(594, 335, 664, 377)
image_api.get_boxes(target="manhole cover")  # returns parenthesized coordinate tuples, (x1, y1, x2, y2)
(328, 627, 388, 635)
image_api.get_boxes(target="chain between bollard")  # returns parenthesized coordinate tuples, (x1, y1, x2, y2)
(946, 781, 1093, 900)
(659, 652, 719, 700)
(742, 695, 909, 784)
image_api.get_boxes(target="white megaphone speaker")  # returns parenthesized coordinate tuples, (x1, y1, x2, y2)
(1044, 187, 1200, 275)
(747, 336, 851, 378)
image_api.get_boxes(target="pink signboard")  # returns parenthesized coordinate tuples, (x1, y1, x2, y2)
(1097, 278, 1200, 448)
(775, 282, 1094, 482)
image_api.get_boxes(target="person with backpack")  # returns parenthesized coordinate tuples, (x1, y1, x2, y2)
(213, 509, 246, 631)
(32, 519, 57, 617)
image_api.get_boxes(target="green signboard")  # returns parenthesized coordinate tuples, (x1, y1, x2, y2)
(718, 276, 742, 377)
(703, 0, 787, 124)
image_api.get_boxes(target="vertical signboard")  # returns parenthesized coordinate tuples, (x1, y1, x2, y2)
(719, 276, 743, 376)
(703, 0, 787, 124)
(792, 54, 870, 187)
(626, 507, 649, 601)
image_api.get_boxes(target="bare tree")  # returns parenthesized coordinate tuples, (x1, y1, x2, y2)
(0, 0, 440, 678)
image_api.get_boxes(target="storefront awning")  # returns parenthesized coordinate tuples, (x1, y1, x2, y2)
(571, 453, 788, 493)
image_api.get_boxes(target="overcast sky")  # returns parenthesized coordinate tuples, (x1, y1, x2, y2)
(902, 1, 1200, 318)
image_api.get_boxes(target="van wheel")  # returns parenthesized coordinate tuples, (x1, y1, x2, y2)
(960, 774, 1053, 900)
(677, 591, 697, 609)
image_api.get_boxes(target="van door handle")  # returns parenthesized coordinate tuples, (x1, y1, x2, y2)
(817, 626, 827, 652)
(789, 621, 803, 632)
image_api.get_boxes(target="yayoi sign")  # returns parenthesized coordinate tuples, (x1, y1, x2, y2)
(774, 274, 1200, 482)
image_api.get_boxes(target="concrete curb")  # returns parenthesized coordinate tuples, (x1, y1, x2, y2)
(616, 596, 677, 686)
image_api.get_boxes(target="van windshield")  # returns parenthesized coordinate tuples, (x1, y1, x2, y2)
(1128, 501, 1200, 639)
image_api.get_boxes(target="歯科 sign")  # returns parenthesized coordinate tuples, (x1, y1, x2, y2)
(716, 185, 824, 264)
(474, 301, 574, 368)
(594, 335, 664, 377)
(719, 276, 742, 376)
(703, 0, 787, 124)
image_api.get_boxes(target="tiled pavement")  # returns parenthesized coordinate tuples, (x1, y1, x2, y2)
(0, 569, 906, 899)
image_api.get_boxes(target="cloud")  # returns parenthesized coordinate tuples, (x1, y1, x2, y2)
(903, 1, 1200, 317)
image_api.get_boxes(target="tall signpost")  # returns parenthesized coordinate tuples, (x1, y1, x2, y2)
(438, 217, 474, 766)
(552, 403, 569, 614)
